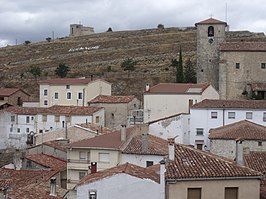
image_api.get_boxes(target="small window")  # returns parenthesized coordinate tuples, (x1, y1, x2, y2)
(43, 89, 48, 96)
(54, 115, 60, 122)
(54, 92, 59, 99)
(211, 112, 218, 119)
(228, 112, 235, 119)
(17, 128, 20, 133)
(26, 116, 30, 123)
(10, 127, 13, 132)
(31, 116, 34, 120)
(44, 100, 48, 106)
(11, 116, 15, 122)
(89, 191, 97, 199)
(196, 128, 204, 136)
(235, 63, 240, 69)
(66, 85, 70, 89)
(225, 187, 238, 199)
(258, 141, 262, 146)
(99, 153, 110, 162)
(42, 115, 47, 122)
(111, 113, 114, 119)
(196, 144, 203, 150)
(263, 112, 266, 122)
(26, 128, 29, 133)
(79, 151, 86, 160)
(78, 92, 83, 100)
(79, 171, 86, 180)
(95, 116, 100, 123)
(246, 112, 253, 119)
(208, 26, 214, 37)
(146, 161, 154, 167)
(261, 63, 266, 69)
(39, 129, 43, 133)
(67, 92, 71, 99)
(187, 188, 201, 199)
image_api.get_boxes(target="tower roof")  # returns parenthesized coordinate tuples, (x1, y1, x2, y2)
(195, 18, 227, 26)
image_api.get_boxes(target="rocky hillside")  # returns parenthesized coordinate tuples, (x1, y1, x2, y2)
(0, 27, 265, 100)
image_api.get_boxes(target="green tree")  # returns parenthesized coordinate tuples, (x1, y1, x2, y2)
(176, 47, 184, 83)
(55, 63, 70, 78)
(24, 40, 31, 45)
(121, 58, 137, 76)
(29, 66, 42, 80)
(107, 27, 113, 32)
(46, 37, 52, 42)
(184, 58, 197, 83)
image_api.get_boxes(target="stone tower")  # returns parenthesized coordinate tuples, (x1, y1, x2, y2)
(195, 18, 227, 90)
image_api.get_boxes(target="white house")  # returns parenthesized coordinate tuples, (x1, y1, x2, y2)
(148, 113, 190, 144)
(143, 83, 219, 123)
(190, 99, 266, 150)
(76, 163, 163, 199)
(39, 77, 111, 107)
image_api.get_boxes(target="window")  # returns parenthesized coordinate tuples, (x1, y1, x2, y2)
(263, 112, 266, 122)
(67, 92, 71, 99)
(246, 112, 253, 119)
(196, 128, 204, 136)
(44, 100, 48, 106)
(11, 116, 15, 122)
(89, 191, 97, 199)
(208, 26, 214, 37)
(258, 141, 262, 146)
(65, 115, 71, 123)
(66, 85, 70, 89)
(187, 188, 201, 199)
(196, 144, 203, 150)
(225, 187, 238, 199)
(79, 151, 86, 160)
(54, 115, 60, 122)
(26, 116, 30, 123)
(43, 89, 48, 96)
(39, 129, 43, 133)
(111, 113, 114, 119)
(95, 116, 100, 123)
(78, 92, 83, 100)
(211, 112, 218, 119)
(228, 112, 235, 119)
(26, 128, 29, 133)
(17, 128, 20, 133)
(42, 115, 47, 122)
(31, 116, 34, 120)
(99, 153, 110, 162)
(146, 161, 154, 167)
(235, 63, 240, 69)
(261, 63, 266, 69)
(79, 171, 86, 180)
(54, 92, 59, 99)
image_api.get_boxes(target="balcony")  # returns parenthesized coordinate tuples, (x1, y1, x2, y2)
(128, 109, 144, 125)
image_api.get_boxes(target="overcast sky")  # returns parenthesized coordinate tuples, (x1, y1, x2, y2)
(1, 0, 266, 47)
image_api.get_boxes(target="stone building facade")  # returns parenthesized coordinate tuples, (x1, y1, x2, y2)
(69, 24, 94, 37)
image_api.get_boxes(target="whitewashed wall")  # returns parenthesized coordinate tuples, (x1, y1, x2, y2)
(121, 154, 164, 167)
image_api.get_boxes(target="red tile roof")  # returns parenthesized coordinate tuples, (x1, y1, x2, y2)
(23, 154, 67, 171)
(78, 163, 160, 185)
(44, 140, 68, 152)
(39, 78, 92, 85)
(122, 134, 168, 155)
(77, 123, 116, 135)
(245, 151, 266, 173)
(251, 83, 266, 91)
(166, 144, 261, 180)
(220, 42, 266, 52)
(145, 83, 210, 94)
(195, 18, 227, 26)
(89, 95, 136, 103)
(0, 88, 20, 96)
(192, 99, 266, 109)
(1, 106, 45, 115)
(209, 120, 266, 140)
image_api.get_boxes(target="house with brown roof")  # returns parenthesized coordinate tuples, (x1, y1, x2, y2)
(39, 77, 111, 107)
(75, 163, 163, 199)
(143, 83, 219, 123)
(209, 120, 266, 160)
(89, 95, 141, 129)
(0, 88, 30, 106)
(190, 99, 266, 150)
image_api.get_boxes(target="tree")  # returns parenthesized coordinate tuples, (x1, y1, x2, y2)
(46, 37, 52, 42)
(29, 66, 42, 80)
(24, 40, 31, 45)
(171, 47, 183, 83)
(157, 24, 164, 29)
(107, 27, 113, 32)
(55, 63, 70, 78)
(121, 58, 137, 76)
(184, 58, 197, 83)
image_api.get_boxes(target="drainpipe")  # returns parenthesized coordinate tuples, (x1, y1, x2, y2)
(159, 159, 166, 199)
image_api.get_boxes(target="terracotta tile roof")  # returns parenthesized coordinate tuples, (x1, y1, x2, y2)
(1, 106, 46, 115)
(209, 120, 266, 140)
(166, 144, 261, 180)
(244, 151, 266, 173)
(78, 163, 160, 186)
(23, 154, 67, 171)
(122, 134, 168, 155)
(192, 99, 266, 109)
(251, 83, 266, 91)
(67, 127, 135, 150)
(89, 95, 136, 103)
(220, 42, 266, 51)
(145, 83, 210, 94)
(76, 123, 116, 135)
(43, 140, 68, 152)
(195, 18, 227, 26)
(0, 88, 20, 96)
(39, 78, 93, 85)
(0, 179, 12, 190)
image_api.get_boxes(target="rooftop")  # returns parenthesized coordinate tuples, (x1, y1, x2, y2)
(209, 120, 266, 140)
(245, 151, 266, 173)
(192, 99, 266, 109)
(0, 88, 29, 97)
(251, 83, 266, 92)
(39, 77, 92, 85)
(145, 83, 210, 94)
(78, 162, 159, 186)
(220, 42, 266, 52)
(195, 18, 227, 26)
(89, 95, 136, 103)
(76, 123, 116, 135)
(166, 144, 261, 180)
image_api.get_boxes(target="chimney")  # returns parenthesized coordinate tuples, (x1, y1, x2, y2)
(90, 162, 97, 174)
(145, 84, 150, 92)
(159, 159, 166, 199)
(188, 99, 193, 113)
(49, 177, 57, 196)
(236, 139, 244, 166)
(142, 132, 149, 153)
(168, 138, 175, 161)
(121, 125, 126, 141)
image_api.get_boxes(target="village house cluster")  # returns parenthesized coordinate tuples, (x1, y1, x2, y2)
(0, 17, 265, 199)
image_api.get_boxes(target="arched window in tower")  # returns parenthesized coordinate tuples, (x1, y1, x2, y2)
(208, 26, 214, 37)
